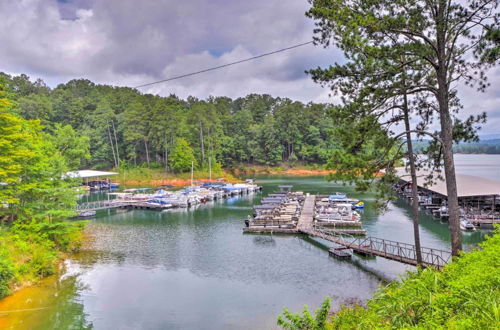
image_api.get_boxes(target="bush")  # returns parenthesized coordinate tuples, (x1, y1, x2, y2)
(0, 219, 86, 299)
(279, 229, 500, 329)
(0, 258, 14, 298)
(278, 297, 332, 330)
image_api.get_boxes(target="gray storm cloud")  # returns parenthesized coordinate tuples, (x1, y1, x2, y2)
(0, 0, 498, 134)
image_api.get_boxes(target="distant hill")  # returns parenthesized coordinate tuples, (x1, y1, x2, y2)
(479, 138, 500, 145)
(410, 139, 500, 154)
(478, 133, 500, 140)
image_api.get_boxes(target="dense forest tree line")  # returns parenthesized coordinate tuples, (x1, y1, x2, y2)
(0, 80, 89, 298)
(1, 73, 336, 172)
(411, 140, 500, 154)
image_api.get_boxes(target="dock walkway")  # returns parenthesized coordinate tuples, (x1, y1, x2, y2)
(301, 226, 450, 269)
(76, 200, 169, 212)
(297, 195, 316, 231)
(245, 193, 450, 268)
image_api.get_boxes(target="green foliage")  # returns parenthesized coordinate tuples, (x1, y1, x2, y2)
(0, 256, 13, 297)
(0, 220, 86, 299)
(278, 230, 500, 329)
(0, 81, 86, 299)
(277, 297, 332, 330)
(1, 73, 336, 170)
(328, 229, 500, 329)
(49, 123, 90, 169)
(169, 138, 197, 173)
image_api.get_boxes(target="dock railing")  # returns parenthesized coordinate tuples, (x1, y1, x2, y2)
(309, 224, 451, 268)
(76, 200, 126, 211)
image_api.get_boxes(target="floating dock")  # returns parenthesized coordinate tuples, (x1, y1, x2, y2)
(244, 190, 450, 269)
(329, 247, 352, 259)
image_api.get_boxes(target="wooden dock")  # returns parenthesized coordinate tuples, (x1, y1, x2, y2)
(300, 226, 450, 269)
(76, 200, 170, 212)
(318, 221, 362, 227)
(244, 192, 450, 268)
(329, 247, 351, 259)
(297, 195, 316, 231)
(241, 227, 297, 234)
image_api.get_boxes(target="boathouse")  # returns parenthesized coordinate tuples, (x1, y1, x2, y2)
(395, 168, 500, 224)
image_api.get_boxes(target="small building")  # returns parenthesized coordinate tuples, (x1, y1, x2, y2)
(66, 170, 119, 191)
(395, 168, 500, 210)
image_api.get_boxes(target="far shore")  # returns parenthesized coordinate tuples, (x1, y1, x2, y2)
(113, 166, 335, 188)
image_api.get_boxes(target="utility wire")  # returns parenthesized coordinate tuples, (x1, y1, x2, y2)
(134, 41, 313, 88)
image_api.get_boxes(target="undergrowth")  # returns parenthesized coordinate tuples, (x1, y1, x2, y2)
(0, 220, 85, 298)
(278, 228, 500, 329)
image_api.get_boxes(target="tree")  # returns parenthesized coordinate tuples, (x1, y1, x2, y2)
(49, 124, 90, 170)
(307, 0, 499, 257)
(0, 85, 34, 211)
(0, 83, 77, 222)
(123, 99, 151, 167)
(169, 138, 197, 173)
(149, 96, 186, 171)
(0, 71, 340, 170)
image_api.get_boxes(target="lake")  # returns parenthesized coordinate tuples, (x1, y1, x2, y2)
(0, 154, 497, 329)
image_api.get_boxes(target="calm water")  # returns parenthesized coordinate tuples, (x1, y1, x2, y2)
(0, 154, 497, 329)
(454, 153, 500, 180)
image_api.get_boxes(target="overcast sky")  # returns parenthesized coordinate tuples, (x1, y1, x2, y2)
(1, 0, 499, 136)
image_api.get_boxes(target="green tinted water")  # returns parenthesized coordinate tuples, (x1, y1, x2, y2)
(0, 175, 490, 329)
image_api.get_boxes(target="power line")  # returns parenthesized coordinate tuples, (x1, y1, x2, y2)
(134, 41, 313, 88)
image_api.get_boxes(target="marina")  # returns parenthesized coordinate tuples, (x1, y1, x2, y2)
(394, 168, 500, 229)
(75, 179, 262, 217)
(0, 174, 491, 330)
(243, 186, 449, 269)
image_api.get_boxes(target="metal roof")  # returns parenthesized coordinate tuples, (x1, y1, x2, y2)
(396, 168, 500, 198)
(66, 170, 118, 179)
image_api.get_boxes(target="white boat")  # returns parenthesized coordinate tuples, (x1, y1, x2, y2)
(315, 203, 361, 222)
(460, 219, 475, 231)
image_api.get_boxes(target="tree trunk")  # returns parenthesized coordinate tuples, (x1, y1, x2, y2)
(436, 3, 462, 257)
(438, 93, 462, 257)
(403, 91, 423, 265)
(112, 121, 120, 167)
(134, 144, 137, 166)
(144, 140, 150, 168)
(107, 125, 118, 168)
(164, 145, 168, 172)
(199, 121, 205, 165)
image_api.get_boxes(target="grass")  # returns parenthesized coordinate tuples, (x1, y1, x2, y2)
(114, 167, 239, 187)
(278, 228, 500, 329)
(0, 220, 85, 299)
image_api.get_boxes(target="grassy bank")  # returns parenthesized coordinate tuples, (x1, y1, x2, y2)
(278, 228, 500, 329)
(116, 167, 240, 187)
(228, 163, 334, 176)
(114, 165, 337, 188)
(0, 220, 85, 299)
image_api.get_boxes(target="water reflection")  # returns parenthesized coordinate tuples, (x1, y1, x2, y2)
(1, 174, 493, 330)
(252, 236, 277, 247)
(0, 263, 92, 330)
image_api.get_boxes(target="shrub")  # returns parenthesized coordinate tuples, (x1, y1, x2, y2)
(0, 258, 14, 298)
(279, 229, 500, 329)
(0, 219, 86, 298)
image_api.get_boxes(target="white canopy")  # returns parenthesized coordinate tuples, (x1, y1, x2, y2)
(396, 168, 500, 198)
(66, 170, 118, 179)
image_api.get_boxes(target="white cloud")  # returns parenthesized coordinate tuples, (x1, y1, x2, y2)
(0, 0, 498, 134)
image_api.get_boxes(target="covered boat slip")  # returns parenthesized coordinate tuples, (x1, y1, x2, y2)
(395, 168, 500, 201)
(67, 170, 119, 191)
(395, 168, 500, 226)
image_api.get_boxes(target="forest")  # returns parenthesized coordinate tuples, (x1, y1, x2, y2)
(412, 140, 500, 154)
(0, 80, 87, 298)
(1, 72, 336, 172)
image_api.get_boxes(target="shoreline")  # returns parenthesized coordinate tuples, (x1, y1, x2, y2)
(115, 166, 335, 187)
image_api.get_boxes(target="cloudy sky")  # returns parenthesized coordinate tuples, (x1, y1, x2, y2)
(1, 0, 499, 136)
